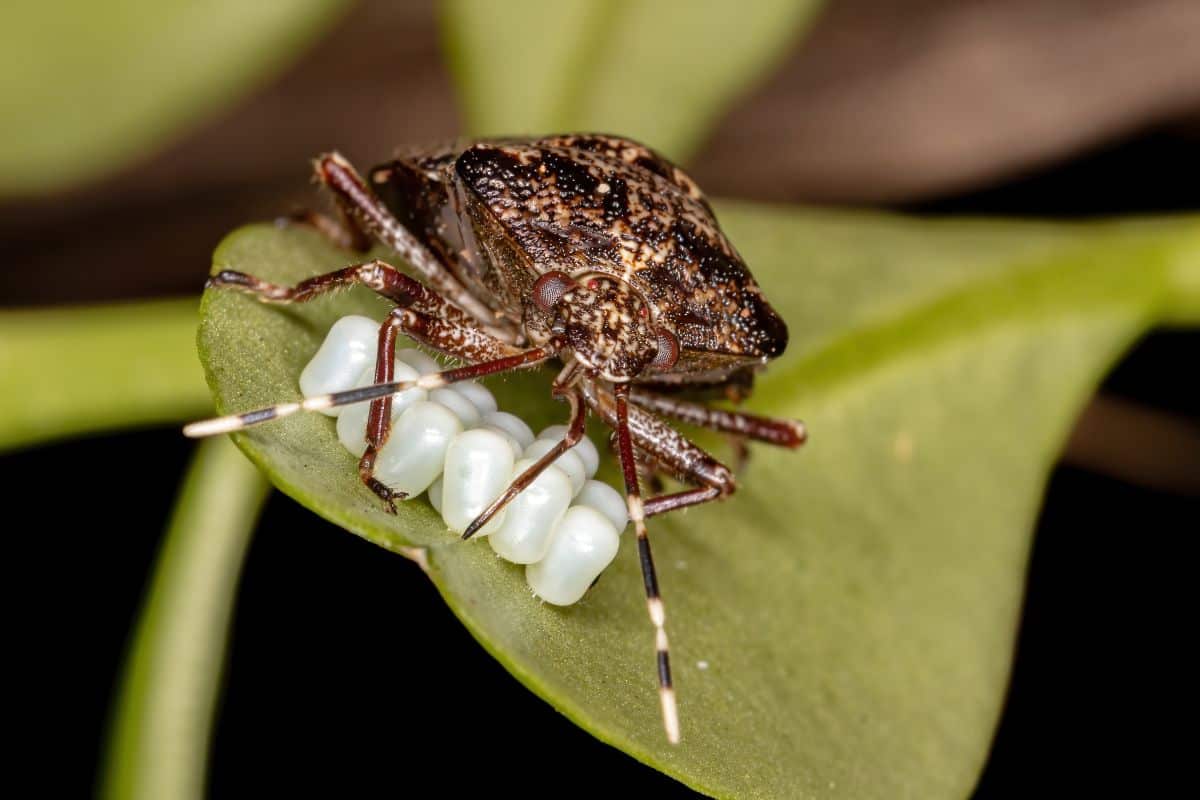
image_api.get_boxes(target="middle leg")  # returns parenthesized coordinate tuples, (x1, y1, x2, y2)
(584, 381, 737, 518)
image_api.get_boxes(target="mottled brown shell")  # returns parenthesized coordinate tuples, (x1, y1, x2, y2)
(371, 134, 788, 378)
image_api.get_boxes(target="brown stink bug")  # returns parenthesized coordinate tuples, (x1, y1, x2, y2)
(184, 134, 806, 743)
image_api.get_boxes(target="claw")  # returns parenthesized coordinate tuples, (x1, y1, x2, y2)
(366, 478, 406, 514)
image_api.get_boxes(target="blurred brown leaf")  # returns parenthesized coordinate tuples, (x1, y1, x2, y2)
(3, 0, 1198, 307)
(695, 0, 1200, 202)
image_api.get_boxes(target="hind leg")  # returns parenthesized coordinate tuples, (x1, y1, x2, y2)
(312, 152, 499, 329)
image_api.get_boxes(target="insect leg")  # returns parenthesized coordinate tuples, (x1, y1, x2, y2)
(631, 443, 667, 495)
(355, 307, 551, 512)
(612, 382, 680, 745)
(358, 317, 403, 511)
(461, 371, 587, 540)
(628, 388, 806, 448)
(313, 152, 498, 329)
(183, 332, 552, 438)
(208, 259, 511, 340)
(586, 383, 737, 517)
(283, 206, 371, 252)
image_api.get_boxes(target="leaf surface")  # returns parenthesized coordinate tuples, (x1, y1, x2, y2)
(197, 212, 1199, 798)
(0, 0, 347, 194)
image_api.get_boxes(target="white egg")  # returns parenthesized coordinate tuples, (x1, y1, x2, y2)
(526, 506, 621, 606)
(483, 427, 523, 460)
(395, 348, 441, 376)
(489, 459, 573, 564)
(428, 476, 444, 514)
(522, 438, 587, 496)
(336, 360, 427, 456)
(441, 428, 515, 535)
(481, 411, 535, 450)
(429, 387, 482, 429)
(314, 316, 633, 602)
(450, 381, 498, 415)
(573, 480, 628, 532)
(299, 315, 379, 416)
(373, 401, 462, 496)
(571, 436, 600, 478)
(536, 424, 600, 478)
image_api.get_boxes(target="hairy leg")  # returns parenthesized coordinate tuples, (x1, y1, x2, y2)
(628, 387, 806, 448)
(461, 363, 587, 539)
(209, 258, 513, 340)
(313, 152, 500, 330)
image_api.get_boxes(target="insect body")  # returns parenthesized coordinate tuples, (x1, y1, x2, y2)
(185, 134, 806, 744)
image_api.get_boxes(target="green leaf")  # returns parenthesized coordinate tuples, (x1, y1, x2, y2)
(196, 212, 1199, 798)
(103, 436, 269, 800)
(0, 0, 348, 195)
(0, 300, 211, 452)
(442, 0, 824, 161)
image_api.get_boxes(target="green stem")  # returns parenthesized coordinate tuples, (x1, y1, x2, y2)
(0, 299, 210, 452)
(1162, 227, 1200, 324)
(102, 437, 269, 800)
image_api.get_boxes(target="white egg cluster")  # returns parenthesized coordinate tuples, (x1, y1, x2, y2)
(300, 315, 628, 605)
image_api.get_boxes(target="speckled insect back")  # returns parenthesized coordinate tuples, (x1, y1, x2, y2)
(184, 134, 807, 744)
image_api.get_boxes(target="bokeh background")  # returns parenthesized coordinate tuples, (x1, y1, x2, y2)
(3, 0, 1197, 796)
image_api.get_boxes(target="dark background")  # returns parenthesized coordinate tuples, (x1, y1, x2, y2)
(4, 1, 1197, 796)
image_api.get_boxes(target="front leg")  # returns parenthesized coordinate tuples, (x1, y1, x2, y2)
(356, 306, 533, 510)
(209, 258, 514, 341)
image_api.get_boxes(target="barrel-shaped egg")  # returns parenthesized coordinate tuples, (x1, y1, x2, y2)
(298, 315, 379, 416)
(573, 480, 628, 532)
(373, 400, 462, 495)
(441, 428, 515, 535)
(526, 506, 621, 605)
(522, 438, 587, 496)
(489, 458, 573, 564)
(336, 359, 427, 456)
(537, 424, 600, 478)
(303, 317, 636, 608)
(395, 348, 441, 376)
(451, 381, 498, 415)
(429, 387, 482, 429)
(482, 411, 535, 450)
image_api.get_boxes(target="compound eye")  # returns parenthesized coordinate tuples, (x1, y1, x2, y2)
(532, 271, 577, 311)
(650, 327, 680, 371)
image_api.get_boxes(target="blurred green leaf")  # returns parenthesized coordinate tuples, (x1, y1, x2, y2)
(0, 0, 348, 195)
(103, 436, 269, 800)
(0, 299, 210, 451)
(443, 0, 823, 161)
(196, 214, 1198, 797)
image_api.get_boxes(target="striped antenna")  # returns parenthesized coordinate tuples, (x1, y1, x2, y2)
(183, 347, 552, 439)
(612, 382, 680, 744)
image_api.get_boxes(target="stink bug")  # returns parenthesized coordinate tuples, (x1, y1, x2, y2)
(185, 134, 807, 743)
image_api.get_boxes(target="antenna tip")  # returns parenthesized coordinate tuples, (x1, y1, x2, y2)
(661, 688, 680, 744)
(182, 416, 240, 438)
